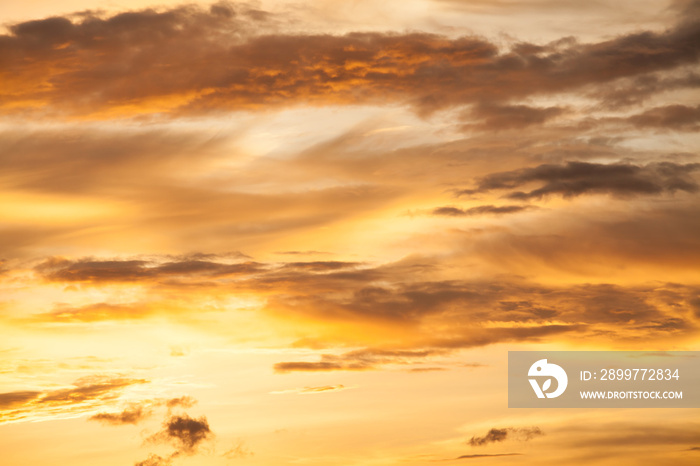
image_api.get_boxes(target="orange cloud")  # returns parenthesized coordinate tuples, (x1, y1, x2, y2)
(1, 2, 698, 118)
(0, 376, 148, 424)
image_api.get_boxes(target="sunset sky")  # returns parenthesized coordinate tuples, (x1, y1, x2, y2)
(1, 1, 699, 464)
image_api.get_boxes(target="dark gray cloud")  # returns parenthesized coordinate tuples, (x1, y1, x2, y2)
(149, 414, 213, 455)
(457, 161, 700, 200)
(469, 428, 509, 446)
(469, 427, 543, 446)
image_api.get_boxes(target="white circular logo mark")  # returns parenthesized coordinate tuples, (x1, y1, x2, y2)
(528, 359, 568, 399)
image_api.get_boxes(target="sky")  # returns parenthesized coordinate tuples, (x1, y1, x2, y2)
(0, 0, 699, 465)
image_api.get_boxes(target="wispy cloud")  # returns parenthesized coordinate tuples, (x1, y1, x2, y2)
(468, 427, 544, 446)
(0, 376, 148, 424)
(431, 205, 533, 216)
(269, 384, 353, 395)
(456, 161, 700, 200)
(89, 404, 151, 425)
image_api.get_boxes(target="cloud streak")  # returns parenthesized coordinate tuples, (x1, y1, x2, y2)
(89, 404, 151, 425)
(431, 205, 532, 216)
(35, 255, 261, 284)
(457, 161, 700, 200)
(468, 427, 544, 446)
(269, 384, 352, 395)
(0, 376, 148, 424)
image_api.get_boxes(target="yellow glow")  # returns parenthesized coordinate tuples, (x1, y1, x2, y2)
(0, 192, 128, 224)
(0, 1, 698, 465)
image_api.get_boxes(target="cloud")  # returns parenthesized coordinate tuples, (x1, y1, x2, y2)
(468, 427, 543, 446)
(0, 376, 148, 424)
(35, 302, 155, 322)
(589, 71, 700, 109)
(453, 453, 523, 460)
(273, 361, 369, 373)
(85, 397, 213, 465)
(457, 161, 700, 200)
(134, 454, 172, 466)
(26, 247, 698, 348)
(431, 205, 532, 216)
(281, 261, 362, 271)
(468, 428, 508, 446)
(148, 414, 213, 455)
(406, 367, 446, 372)
(1, 3, 699, 118)
(291, 385, 349, 393)
(88, 396, 196, 426)
(469, 202, 700, 275)
(37, 376, 147, 404)
(274, 348, 444, 373)
(223, 439, 254, 459)
(269, 384, 352, 395)
(690, 297, 700, 319)
(275, 251, 331, 256)
(0, 125, 403, 252)
(272, 329, 585, 372)
(165, 396, 197, 409)
(0, 128, 229, 195)
(467, 104, 566, 130)
(0, 391, 42, 409)
(89, 404, 151, 425)
(627, 104, 700, 130)
(35, 256, 262, 284)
